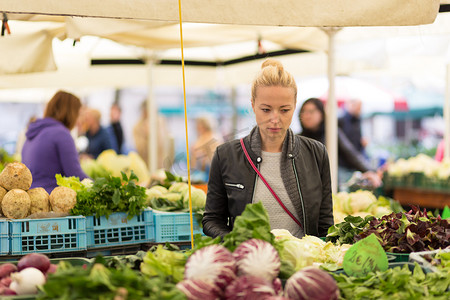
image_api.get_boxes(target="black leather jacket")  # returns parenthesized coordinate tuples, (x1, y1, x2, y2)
(202, 127, 333, 238)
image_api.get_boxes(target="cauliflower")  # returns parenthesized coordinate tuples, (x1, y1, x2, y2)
(0, 162, 33, 191)
(346, 190, 377, 214)
(2, 189, 31, 219)
(28, 187, 50, 214)
(49, 186, 77, 213)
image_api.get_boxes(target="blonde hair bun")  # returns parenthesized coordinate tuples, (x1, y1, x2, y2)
(261, 58, 284, 72)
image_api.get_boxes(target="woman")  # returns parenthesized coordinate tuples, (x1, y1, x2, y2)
(22, 91, 88, 193)
(203, 59, 333, 239)
(298, 97, 380, 187)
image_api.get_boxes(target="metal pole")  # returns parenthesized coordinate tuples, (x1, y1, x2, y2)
(146, 58, 158, 174)
(323, 27, 341, 193)
(445, 64, 450, 159)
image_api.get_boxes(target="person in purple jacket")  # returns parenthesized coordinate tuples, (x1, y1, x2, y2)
(22, 91, 88, 194)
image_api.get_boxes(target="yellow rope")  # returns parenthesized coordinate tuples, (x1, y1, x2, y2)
(178, 0, 195, 249)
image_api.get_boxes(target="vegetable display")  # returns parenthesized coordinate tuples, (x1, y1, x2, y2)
(0, 253, 56, 296)
(326, 215, 374, 245)
(273, 230, 350, 271)
(69, 171, 147, 219)
(147, 181, 206, 213)
(332, 190, 402, 224)
(333, 263, 450, 299)
(40, 258, 186, 300)
(327, 206, 450, 254)
(356, 206, 449, 253)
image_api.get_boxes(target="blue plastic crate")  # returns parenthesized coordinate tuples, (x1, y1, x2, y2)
(153, 211, 203, 243)
(9, 216, 86, 255)
(86, 208, 154, 248)
(0, 219, 9, 255)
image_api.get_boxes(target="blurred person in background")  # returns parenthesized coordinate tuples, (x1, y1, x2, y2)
(298, 97, 381, 188)
(133, 101, 170, 170)
(338, 98, 368, 157)
(191, 116, 223, 182)
(107, 101, 124, 154)
(83, 108, 113, 159)
(22, 91, 88, 193)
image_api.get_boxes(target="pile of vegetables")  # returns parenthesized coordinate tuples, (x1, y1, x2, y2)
(326, 215, 375, 245)
(332, 190, 403, 224)
(65, 171, 147, 219)
(387, 154, 449, 180)
(333, 263, 450, 299)
(0, 162, 78, 219)
(146, 181, 206, 213)
(385, 154, 450, 189)
(356, 206, 449, 253)
(81, 149, 150, 186)
(40, 256, 186, 300)
(327, 206, 450, 254)
(0, 253, 57, 296)
(272, 229, 351, 271)
(176, 240, 339, 300)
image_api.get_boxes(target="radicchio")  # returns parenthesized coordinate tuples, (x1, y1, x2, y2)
(285, 267, 339, 300)
(185, 244, 236, 289)
(233, 239, 280, 281)
(225, 275, 275, 300)
(176, 279, 222, 300)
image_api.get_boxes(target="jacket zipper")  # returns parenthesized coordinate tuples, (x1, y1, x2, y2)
(251, 163, 259, 203)
(225, 183, 244, 189)
(292, 159, 307, 234)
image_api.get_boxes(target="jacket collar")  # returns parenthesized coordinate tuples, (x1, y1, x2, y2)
(244, 126, 298, 160)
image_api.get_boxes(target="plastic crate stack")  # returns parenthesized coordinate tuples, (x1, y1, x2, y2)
(0, 209, 204, 256)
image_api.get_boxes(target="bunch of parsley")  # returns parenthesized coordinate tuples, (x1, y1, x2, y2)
(71, 171, 147, 219)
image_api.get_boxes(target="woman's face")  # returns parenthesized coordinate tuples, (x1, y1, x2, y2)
(252, 85, 296, 142)
(300, 102, 323, 130)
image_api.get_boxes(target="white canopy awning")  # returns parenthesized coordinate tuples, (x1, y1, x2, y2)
(1, 0, 440, 26)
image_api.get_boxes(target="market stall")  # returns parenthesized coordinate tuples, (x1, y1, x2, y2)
(0, 1, 449, 298)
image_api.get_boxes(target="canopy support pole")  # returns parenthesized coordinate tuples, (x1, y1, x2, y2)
(146, 58, 158, 175)
(323, 27, 341, 193)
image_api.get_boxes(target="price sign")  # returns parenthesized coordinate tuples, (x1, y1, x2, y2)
(343, 233, 388, 277)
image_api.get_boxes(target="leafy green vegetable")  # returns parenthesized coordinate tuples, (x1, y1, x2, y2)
(333, 263, 450, 299)
(70, 171, 147, 219)
(222, 202, 274, 252)
(56, 174, 87, 192)
(150, 196, 184, 212)
(39, 258, 186, 300)
(326, 215, 374, 245)
(140, 245, 188, 283)
(103, 251, 147, 270)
